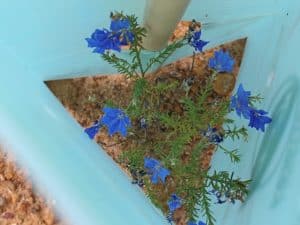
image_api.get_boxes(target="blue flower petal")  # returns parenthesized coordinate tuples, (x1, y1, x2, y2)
(248, 108, 272, 132)
(237, 84, 251, 103)
(84, 121, 102, 139)
(144, 157, 170, 184)
(231, 84, 251, 119)
(189, 31, 209, 52)
(107, 118, 120, 136)
(110, 19, 130, 32)
(167, 194, 182, 212)
(100, 107, 131, 137)
(150, 173, 159, 184)
(86, 29, 122, 54)
(187, 221, 197, 225)
(188, 221, 206, 225)
(208, 50, 235, 73)
(158, 167, 170, 183)
(118, 120, 128, 137)
(144, 157, 159, 170)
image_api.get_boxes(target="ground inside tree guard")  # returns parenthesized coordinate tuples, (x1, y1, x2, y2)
(0, 146, 66, 225)
(47, 36, 246, 225)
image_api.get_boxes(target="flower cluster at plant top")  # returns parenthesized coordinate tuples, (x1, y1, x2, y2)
(84, 12, 272, 225)
(187, 19, 209, 52)
(231, 84, 272, 132)
(86, 15, 134, 54)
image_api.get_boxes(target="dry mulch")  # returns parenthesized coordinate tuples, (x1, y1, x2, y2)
(0, 147, 65, 225)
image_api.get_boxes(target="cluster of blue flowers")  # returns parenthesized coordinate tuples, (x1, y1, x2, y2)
(85, 106, 131, 139)
(86, 17, 134, 54)
(143, 157, 184, 223)
(143, 158, 206, 224)
(206, 49, 271, 132)
(231, 84, 272, 132)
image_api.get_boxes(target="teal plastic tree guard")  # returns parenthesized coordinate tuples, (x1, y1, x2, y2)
(0, 1, 299, 225)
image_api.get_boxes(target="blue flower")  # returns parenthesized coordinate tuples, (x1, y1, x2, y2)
(208, 50, 235, 73)
(188, 221, 206, 225)
(167, 194, 182, 212)
(230, 84, 252, 119)
(84, 120, 102, 139)
(86, 29, 121, 54)
(202, 126, 223, 144)
(144, 157, 170, 184)
(110, 18, 134, 45)
(189, 31, 209, 52)
(110, 18, 130, 32)
(209, 189, 236, 204)
(100, 107, 131, 137)
(188, 222, 197, 225)
(166, 212, 173, 224)
(248, 108, 272, 132)
(140, 118, 147, 129)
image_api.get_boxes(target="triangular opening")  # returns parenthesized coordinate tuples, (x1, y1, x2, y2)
(46, 21, 247, 225)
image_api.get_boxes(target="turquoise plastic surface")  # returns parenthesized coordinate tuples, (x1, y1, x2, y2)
(0, 1, 299, 225)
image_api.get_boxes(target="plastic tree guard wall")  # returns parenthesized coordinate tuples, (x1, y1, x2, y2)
(0, 1, 300, 225)
(142, 0, 191, 50)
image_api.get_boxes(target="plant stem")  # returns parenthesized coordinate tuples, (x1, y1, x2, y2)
(190, 51, 196, 72)
(134, 44, 145, 77)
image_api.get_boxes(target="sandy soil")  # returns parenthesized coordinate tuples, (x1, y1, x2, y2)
(0, 148, 65, 225)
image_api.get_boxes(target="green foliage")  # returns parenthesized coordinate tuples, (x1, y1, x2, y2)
(157, 113, 180, 130)
(133, 78, 148, 99)
(126, 14, 147, 76)
(144, 39, 186, 73)
(198, 185, 216, 225)
(119, 148, 144, 170)
(218, 145, 241, 163)
(249, 94, 264, 106)
(103, 99, 118, 108)
(154, 80, 179, 94)
(224, 125, 248, 141)
(206, 171, 251, 202)
(124, 14, 147, 46)
(102, 52, 138, 78)
(169, 132, 192, 161)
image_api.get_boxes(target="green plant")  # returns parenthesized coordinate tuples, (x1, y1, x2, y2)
(84, 12, 272, 225)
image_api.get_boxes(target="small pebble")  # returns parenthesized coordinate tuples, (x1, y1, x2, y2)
(0, 196, 5, 207)
(2, 211, 14, 219)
